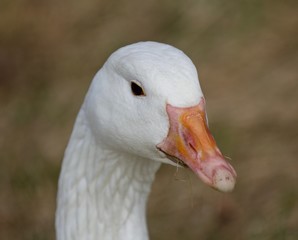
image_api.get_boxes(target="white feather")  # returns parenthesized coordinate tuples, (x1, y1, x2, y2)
(56, 41, 204, 240)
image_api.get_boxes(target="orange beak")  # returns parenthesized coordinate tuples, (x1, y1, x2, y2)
(157, 98, 236, 192)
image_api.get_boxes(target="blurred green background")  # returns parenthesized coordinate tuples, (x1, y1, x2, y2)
(1, 0, 297, 239)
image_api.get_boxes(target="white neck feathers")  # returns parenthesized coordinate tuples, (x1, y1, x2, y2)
(56, 109, 161, 240)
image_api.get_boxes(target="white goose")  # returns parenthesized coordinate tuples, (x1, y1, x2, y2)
(56, 41, 237, 240)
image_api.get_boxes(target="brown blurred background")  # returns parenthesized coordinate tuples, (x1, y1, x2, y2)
(1, 0, 297, 239)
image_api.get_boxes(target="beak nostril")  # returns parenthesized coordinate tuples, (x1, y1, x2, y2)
(188, 143, 197, 157)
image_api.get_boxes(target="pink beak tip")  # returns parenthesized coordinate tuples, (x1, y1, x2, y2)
(212, 167, 236, 192)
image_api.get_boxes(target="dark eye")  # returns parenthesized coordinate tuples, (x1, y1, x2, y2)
(131, 81, 145, 96)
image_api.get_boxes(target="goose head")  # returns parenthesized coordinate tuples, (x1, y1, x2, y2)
(84, 41, 236, 192)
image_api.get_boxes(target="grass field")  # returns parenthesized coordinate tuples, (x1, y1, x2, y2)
(1, 0, 297, 239)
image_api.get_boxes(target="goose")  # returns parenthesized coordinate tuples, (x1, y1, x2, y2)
(56, 41, 237, 240)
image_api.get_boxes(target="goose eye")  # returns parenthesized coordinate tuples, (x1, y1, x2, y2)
(131, 81, 145, 96)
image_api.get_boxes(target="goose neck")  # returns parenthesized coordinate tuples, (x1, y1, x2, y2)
(56, 109, 161, 240)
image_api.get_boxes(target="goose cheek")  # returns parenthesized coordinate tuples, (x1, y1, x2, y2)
(157, 98, 237, 192)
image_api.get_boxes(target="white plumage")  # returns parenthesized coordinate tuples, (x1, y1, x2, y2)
(56, 42, 236, 240)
